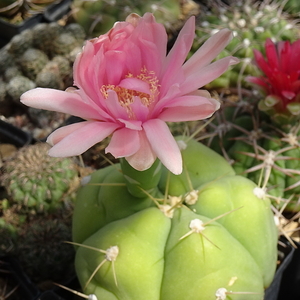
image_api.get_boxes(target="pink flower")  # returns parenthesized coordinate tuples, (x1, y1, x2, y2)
(21, 13, 238, 175)
(247, 38, 300, 115)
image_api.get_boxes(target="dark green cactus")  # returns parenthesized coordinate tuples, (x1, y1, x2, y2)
(16, 216, 75, 283)
(73, 137, 277, 300)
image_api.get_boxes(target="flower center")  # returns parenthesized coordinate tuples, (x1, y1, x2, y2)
(101, 67, 160, 118)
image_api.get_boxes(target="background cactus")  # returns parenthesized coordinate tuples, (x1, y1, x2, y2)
(0, 21, 85, 120)
(190, 0, 300, 89)
(16, 215, 75, 283)
(1, 142, 80, 214)
(69, 0, 199, 38)
(73, 137, 277, 300)
(196, 92, 300, 213)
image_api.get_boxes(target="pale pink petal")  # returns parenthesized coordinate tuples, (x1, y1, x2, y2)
(20, 88, 104, 120)
(130, 96, 149, 122)
(134, 12, 167, 63)
(159, 98, 220, 122)
(47, 121, 120, 157)
(126, 131, 156, 171)
(118, 118, 142, 130)
(160, 95, 213, 108)
(180, 56, 240, 94)
(183, 29, 233, 76)
(190, 89, 212, 98)
(105, 128, 140, 158)
(103, 90, 129, 120)
(143, 119, 182, 174)
(73, 41, 94, 88)
(47, 121, 91, 145)
(119, 77, 150, 94)
(150, 84, 181, 117)
(104, 50, 127, 84)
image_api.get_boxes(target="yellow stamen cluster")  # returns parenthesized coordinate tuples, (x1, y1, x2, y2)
(100, 67, 160, 118)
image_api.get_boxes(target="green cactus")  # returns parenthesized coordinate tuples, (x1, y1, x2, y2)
(69, 0, 198, 38)
(73, 137, 277, 300)
(1, 143, 80, 213)
(190, 0, 300, 89)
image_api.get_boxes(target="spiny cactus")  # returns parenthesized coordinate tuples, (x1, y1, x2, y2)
(195, 31, 300, 213)
(190, 0, 300, 89)
(197, 92, 300, 213)
(73, 137, 277, 300)
(1, 143, 80, 213)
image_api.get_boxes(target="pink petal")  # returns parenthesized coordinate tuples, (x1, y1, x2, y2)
(143, 119, 182, 174)
(47, 121, 91, 145)
(119, 77, 150, 94)
(104, 90, 128, 120)
(118, 118, 142, 130)
(161, 94, 212, 108)
(47, 121, 120, 157)
(20, 88, 104, 121)
(158, 98, 220, 122)
(183, 29, 233, 76)
(130, 96, 149, 122)
(160, 17, 195, 94)
(105, 127, 140, 158)
(180, 56, 239, 94)
(125, 131, 156, 171)
(104, 50, 127, 84)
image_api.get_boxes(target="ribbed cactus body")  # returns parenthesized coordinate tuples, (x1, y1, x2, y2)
(73, 137, 277, 300)
(2, 143, 79, 213)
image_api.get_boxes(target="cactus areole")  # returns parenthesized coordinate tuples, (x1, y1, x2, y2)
(73, 137, 278, 300)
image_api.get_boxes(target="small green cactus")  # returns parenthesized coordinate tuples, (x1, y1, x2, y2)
(1, 143, 80, 213)
(70, 0, 198, 38)
(73, 137, 277, 300)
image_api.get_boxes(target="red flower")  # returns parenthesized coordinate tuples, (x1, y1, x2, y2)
(247, 38, 300, 116)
